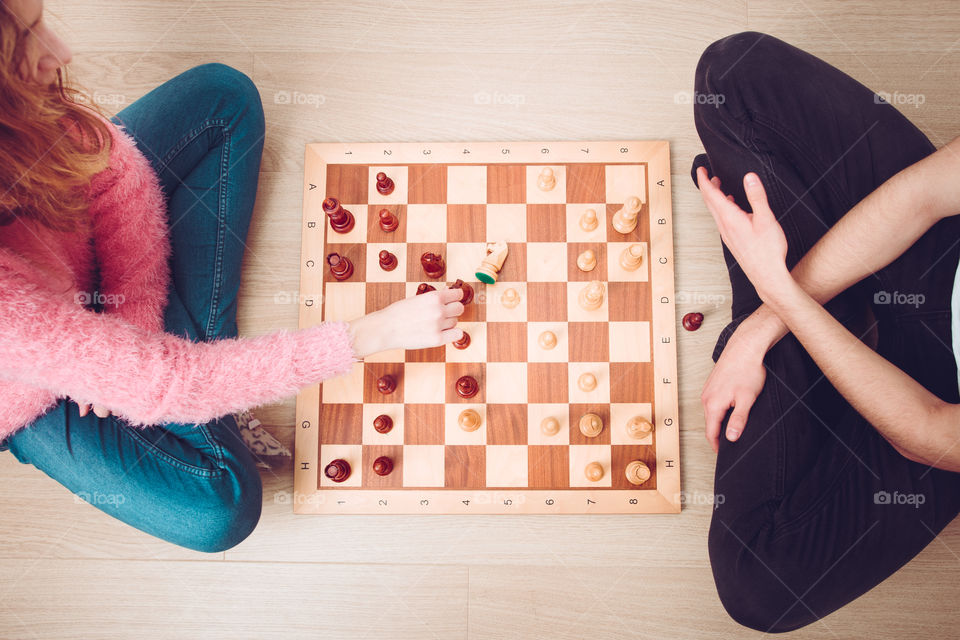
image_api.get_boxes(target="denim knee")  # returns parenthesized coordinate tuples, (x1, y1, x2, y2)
(187, 465, 263, 553)
(181, 63, 265, 138)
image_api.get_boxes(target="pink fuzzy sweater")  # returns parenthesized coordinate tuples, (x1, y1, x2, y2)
(0, 120, 356, 441)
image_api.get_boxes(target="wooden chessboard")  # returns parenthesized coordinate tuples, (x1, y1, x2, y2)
(293, 141, 680, 514)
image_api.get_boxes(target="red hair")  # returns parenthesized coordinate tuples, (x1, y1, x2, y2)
(0, 3, 112, 232)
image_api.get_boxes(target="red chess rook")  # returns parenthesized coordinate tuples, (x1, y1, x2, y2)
(326, 252, 354, 280)
(322, 197, 355, 233)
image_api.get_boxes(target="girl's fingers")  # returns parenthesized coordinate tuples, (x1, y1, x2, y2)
(439, 317, 458, 331)
(443, 301, 465, 318)
(78, 403, 89, 417)
(93, 405, 110, 418)
(440, 327, 464, 344)
(439, 287, 463, 304)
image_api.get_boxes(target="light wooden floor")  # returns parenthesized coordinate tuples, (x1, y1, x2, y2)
(2, 1, 959, 638)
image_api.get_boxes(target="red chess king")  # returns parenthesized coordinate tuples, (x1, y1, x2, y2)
(376, 171, 395, 196)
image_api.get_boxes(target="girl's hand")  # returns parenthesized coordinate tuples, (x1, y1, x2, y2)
(78, 403, 112, 418)
(349, 287, 465, 358)
(696, 168, 792, 301)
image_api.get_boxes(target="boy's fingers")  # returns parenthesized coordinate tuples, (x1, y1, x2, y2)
(743, 173, 771, 217)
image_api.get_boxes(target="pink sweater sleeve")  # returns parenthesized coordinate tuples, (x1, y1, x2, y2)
(0, 263, 356, 427)
(87, 124, 171, 334)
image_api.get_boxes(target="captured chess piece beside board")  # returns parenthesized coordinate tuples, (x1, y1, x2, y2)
(294, 141, 680, 514)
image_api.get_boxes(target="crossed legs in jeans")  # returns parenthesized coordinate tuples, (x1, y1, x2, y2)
(693, 32, 960, 632)
(2, 64, 266, 553)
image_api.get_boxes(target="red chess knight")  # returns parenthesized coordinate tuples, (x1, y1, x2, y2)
(420, 252, 446, 279)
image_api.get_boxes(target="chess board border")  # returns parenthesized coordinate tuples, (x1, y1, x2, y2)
(294, 141, 680, 514)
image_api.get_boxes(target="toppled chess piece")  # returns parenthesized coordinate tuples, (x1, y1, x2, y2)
(327, 252, 354, 280)
(579, 413, 603, 438)
(373, 456, 394, 476)
(376, 171, 395, 196)
(501, 287, 521, 309)
(541, 416, 561, 436)
(379, 249, 398, 271)
(475, 240, 509, 284)
(538, 330, 557, 350)
(577, 249, 597, 272)
(378, 208, 399, 232)
(625, 460, 651, 486)
(377, 374, 397, 395)
(577, 280, 605, 311)
(416, 283, 436, 295)
(449, 279, 474, 305)
(458, 409, 482, 432)
(323, 197, 355, 233)
(421, 252, 446, 279)
(579, 208, 599, 232)
(324, 458, 351, 483)
(537, 167, 557, 191)
(626, 416, 654, 440)
(620, 243, 644, 271)
(374, 414, 394, 434)
(577, 372, 598, 393)
(452, 331, 471, 350)
(584, 461, 604, 482)
(682, 312, 704, 331)
(456, 375, 479, 399)
(612, 196, 642, 234)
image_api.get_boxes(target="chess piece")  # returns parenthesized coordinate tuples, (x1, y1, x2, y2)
(501, 288, 521, 309)
(540, 416, 561, 437)
(584, 461, 604, 482)
(456, 375, 480, 399)
(612, 196, 642, 234)
(373, 414, 394, 434)
(577, 280, 605, 311)
(324, 458, 351, 483)
(377, 374, 397, 395)
(373, 456, 394, 476)
(421, 252, 446, 279)
(576, 249, 597, 272)
(449, 279, 474, 305)
(537, 330, 557, 350)
(537, 167, 557, 191)
(458, 409, 482, 432)
(683, 312, 704, 331)
(379, 249, 398, 271)
(579, 208, 599, 232)
(416, 283, 436, 295)
(626, 416, 654, 440)
(378, 208, 399, 232)
(579, 413, 603, 438)
(452, 331, 471, 350)
(620, 243, 644, 271)
(323, 197, 355, 233)
(577, 372, 598, 393)
(625, 460, 651, 486)
(326, 252, 354, 280)
(376, 171, 395, 196)
(475, 240, 510, 284)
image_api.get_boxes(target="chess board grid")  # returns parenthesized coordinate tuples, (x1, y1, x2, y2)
(295, 141, 678, 514)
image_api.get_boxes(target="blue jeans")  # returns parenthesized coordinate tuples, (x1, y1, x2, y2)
(0, 64, 266, 553)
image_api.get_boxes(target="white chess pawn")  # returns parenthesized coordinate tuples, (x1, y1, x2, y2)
(576, 249, 597, 272)
(619, 243, 644, 271)
(537, 167, 557, 191)
(577, 280, 605, 311)
(579, 208, 599, 232)
(501, 287, 521, 309)
(612, 196, 642, 234)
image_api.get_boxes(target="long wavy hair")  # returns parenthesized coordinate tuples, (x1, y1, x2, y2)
(0, 4, 111, 232)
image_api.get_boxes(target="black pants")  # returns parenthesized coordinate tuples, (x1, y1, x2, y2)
(693, 32, 960, 633)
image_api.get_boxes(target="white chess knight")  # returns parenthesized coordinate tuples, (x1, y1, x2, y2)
(612, 196, 642, 234)
(475, 240, 509, 284)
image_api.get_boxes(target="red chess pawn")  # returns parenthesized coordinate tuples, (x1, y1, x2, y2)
(378, 208, 399, 232)
(379, 249, 398, 271)
(416, 283, 436, 295)
(455, 375, 479, 399)
(682, 312, 704, 331)
(376, 171, 395, 196)
(372, 456, 394, 476)
(326, 252, 354, 280)
(421, 252, 446, 279)
(377, 374, 397, 395)
(322, 197, 355, 233)
(452, 331, 471, 350)
(373, 414, 394, 434)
